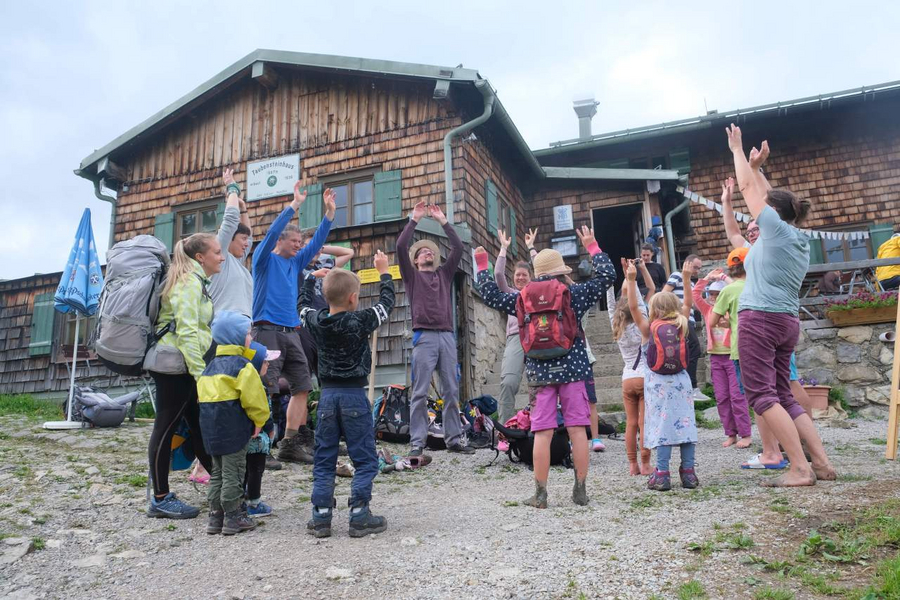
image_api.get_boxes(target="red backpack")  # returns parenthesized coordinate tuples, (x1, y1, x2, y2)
(516, 280, 579, 360)
(644, 319, 688, 375)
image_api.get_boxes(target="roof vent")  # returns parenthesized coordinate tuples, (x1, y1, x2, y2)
(573, 98, 599, 140)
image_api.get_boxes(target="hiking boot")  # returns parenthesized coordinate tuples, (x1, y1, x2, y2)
(679, 467, 700, 489)
(306, 506, 333, 539)
(247, 501, 273, 517)
(299, 427, 316, 453)
(206, 509, 224, 534)
(277, 434, 314, 464)
(336, 463, 354, 478)
(408, 446, 424, 458)
(265, 455, 283, 471)
(572, 476, 589, 506)
(147, 493, 200, 519)
(222, 509, 257, 535)
(348, 502, 387, 538)
(647, 469, 672, 492)
(447, 442, 476, 455)
(523, 481, 548, 509)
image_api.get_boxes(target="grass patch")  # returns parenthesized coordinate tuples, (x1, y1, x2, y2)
(134, 402, 156, 419)
(687, 540, 716, 557)
(30, 537, 45, 551)
(630, 495, 661, 510)
(676, 580, 707, 599)
(502, 501, 519, 507)
(753, 587, 794, 600)
(115, 474, 148, 488)
(867, 438, 887, 446)
(0, 395, 62, 420)
(855, 554, 900, 600)
(837, 474, 874, 483)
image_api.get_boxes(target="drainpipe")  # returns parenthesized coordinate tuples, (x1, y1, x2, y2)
(93, 177, 117, 249)
(443, 79, 495, 224)
(664, 197, 691, 274)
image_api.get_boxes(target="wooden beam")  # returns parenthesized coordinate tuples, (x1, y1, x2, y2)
(251, 61, 279, 91)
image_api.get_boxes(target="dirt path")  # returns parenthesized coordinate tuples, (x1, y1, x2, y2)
(0, 415, 897, 599)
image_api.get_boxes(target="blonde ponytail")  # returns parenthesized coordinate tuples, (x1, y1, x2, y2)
(162, 233, 215, 297)
(611, 299, 633, 341)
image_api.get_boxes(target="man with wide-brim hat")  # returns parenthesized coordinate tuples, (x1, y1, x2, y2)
(397, 201, 474, 459)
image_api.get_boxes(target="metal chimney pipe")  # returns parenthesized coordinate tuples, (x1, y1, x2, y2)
(573, 98, 599, 140)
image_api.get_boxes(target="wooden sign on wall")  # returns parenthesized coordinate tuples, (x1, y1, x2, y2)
(247, 154, 300, 201)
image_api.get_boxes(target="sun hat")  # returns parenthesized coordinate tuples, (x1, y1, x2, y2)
(532, 249, 572, 278)
(709, 281, 727, 293)
(727, 247, 749, 266)
(409, 239, 441, 267)
(248, 341, 281, 373)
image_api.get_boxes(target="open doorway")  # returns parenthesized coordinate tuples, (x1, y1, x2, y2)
(592, 203, 646, 304)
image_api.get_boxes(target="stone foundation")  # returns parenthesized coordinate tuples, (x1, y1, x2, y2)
(472, 298, 508, 390)
(795, 324, 895, 412)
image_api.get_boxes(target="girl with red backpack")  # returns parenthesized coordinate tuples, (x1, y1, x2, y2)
(475, 226, 615, 509)
(625, 260, 699, 492)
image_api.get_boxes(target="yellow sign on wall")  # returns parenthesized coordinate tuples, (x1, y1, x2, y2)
(357, 265, 402, 284)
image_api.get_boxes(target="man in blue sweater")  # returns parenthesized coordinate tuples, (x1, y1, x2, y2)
(253, 182, 336, 464)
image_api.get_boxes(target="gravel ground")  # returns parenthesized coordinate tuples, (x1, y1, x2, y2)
(0, 414, 898, 600)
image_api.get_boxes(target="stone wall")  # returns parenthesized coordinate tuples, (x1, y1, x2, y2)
(795, 324, 895, 413)
(471, 298, 508, 390)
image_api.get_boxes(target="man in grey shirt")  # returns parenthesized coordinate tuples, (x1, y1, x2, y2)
(208, 168, 253, 317)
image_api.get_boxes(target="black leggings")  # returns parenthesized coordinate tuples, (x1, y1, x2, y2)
(244, 453, 266, 501)
(686, 325, 703, 389)
(148, 372, 212, 497)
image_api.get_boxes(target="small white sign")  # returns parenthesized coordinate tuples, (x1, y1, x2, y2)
(552, 235, 578, 257)
(247, 153, 301, 201)
(554, 205, 574, 232)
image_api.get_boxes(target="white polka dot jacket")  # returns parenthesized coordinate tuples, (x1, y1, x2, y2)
(477, 250, 616, 386)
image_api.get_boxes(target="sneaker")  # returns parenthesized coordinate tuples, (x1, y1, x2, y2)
(247, 502, 273, 517)
(692, 388, 710, 401)
(348, 502, 387, 538)
(306, 506, 333, 539)
(679, 467, 700, 489)
(447, 443, 476, 455)
(647, 469, 672, 492)
(265, 455, 283, 471)
(591, 438, 606, 452)
(277, 434, 314, 464)
(206, 509, 224, 534)
(408, 446, 424, 458)
(147, 493, 201, 519)
(222, 509, 257, 535)
(497, 440, 509, 453)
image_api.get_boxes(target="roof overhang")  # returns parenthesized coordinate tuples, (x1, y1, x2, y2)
(542, 166, 680, 181)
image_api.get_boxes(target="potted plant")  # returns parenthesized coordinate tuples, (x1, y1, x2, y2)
(824, 290, 898, 327)
(799, 377, 831, 412)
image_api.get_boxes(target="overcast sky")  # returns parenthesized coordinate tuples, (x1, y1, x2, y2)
(1, 1, 896, 281)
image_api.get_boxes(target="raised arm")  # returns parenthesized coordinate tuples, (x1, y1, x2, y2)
(625, 261, 650, 340)
(606, 286, 617, 325)
(320, 244, 355, 269)
(217, 168, 243, 254)
(680, 261, 694, 318)
(525, 227, 539, 263)
(494, 230, 513, 293)
(727, 125, 769, 219)
(429, 204, 463, 273)
(474, 246, 519, 317)
(396, 201, 426, 282)
(293, 188, 336, 268)
(253, 182, 306, 268)
(569, 226, 616, 318)
(721, 177, 749, 250)
(360, 250, 396, 334)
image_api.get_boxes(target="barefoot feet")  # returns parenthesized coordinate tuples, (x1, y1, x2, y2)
(760, 468, 817, 488)
(722, 436, 737, 448)
(736, 436, 752, 449)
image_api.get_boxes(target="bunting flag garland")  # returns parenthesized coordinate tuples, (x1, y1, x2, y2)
(676, 186, 870, 241)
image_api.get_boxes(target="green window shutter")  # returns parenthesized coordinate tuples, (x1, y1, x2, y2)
(153, 212, 175, 253)
(216, 202, 226, 228)
(870, 223, 894, 257)
(808, 237, 824, 265)
(486, 179, 499, 235)
(668, 147, 691, 174)
(29, 292, 55, 357)
(374, 170, 402, 221)
(298, 184, 324, 230)
(509, 207, 518, 257)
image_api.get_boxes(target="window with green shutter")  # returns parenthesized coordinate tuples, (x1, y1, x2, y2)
(216, 202, 226, 228)
(29, 292, 56, 357)
(870, 223, 894, 257)
(509, 208, 518, 257)
(668, 148, 691, 174)
(297, 184, 324, 230)
(374, 170, 402, 221)
(153, 213, 175, 252)
(486, 179, 499, 235)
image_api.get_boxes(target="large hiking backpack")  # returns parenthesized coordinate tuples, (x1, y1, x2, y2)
(516, 280, 578, 360)
(63, 386, 141, 428)
(490, 409, 572, 468)
(373, 385, 412, 443)
(93, 235, 170, 376)
(645, 319, 688, 375)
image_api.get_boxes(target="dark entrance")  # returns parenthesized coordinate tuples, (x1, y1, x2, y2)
(592, 203, 646, 303)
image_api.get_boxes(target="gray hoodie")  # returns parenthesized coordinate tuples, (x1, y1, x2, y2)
(208, 206, 253, 317)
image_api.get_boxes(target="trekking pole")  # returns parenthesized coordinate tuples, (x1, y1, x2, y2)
(367, 329, 379, 408)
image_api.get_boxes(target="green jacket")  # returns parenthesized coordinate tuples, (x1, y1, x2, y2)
(157, 260, 213, 379)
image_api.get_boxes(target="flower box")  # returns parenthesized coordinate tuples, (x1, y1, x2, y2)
(826, 304, 897, 327)
(801, 385, 831, 412)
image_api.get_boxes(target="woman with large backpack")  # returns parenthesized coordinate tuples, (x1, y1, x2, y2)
(146, 233, 224, 519)
(475, 226, 616, 509)
(626, 260, 699, 492)
(725, 125, 835, 487)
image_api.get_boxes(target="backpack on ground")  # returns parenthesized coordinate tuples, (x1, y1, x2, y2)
(93, 235, 170, 376)
(516, 280, 578, 360)
(645, 319, 688, 375)
(373, 385, 411, 443)
(64, 386, 141, 428)
(489, 409, 572, 468)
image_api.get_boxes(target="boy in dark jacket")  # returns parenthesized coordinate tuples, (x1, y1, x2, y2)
(198, 311, 271, 536)
(299, 250, 395, 538)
